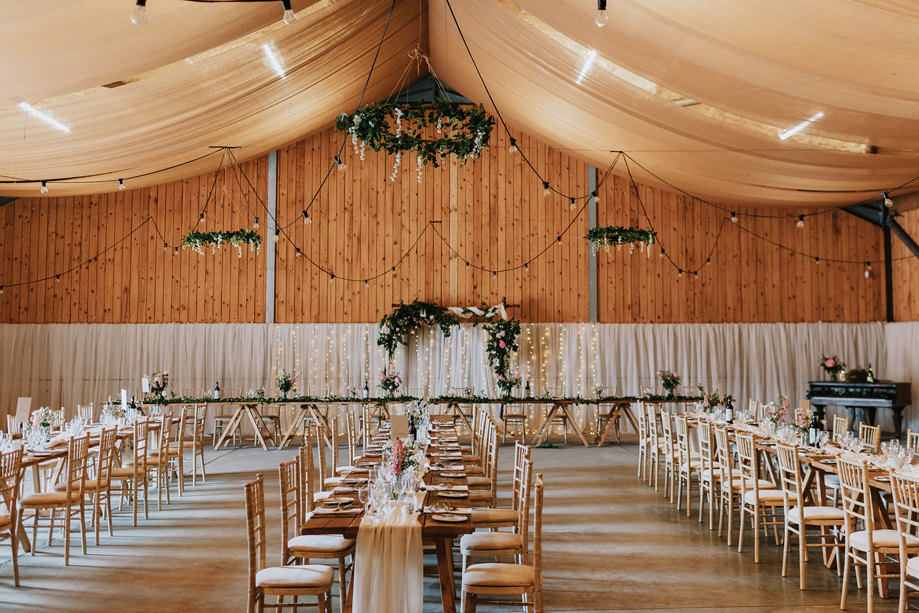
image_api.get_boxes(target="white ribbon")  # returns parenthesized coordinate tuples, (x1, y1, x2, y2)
(446, 303, 508, 321)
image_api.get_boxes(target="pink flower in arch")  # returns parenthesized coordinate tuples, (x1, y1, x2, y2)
(499, 341, 506, 348)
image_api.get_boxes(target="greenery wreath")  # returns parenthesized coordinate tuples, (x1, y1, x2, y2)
(378, 301, 460, 362)
(585, 226, 656, 256)
(182, 228, 262, 256)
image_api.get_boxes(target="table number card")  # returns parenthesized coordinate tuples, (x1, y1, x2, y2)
(15, 397, 31, 423)
(141, 378, 150, 394)
(121, 389, 128, 410)
(390, 414, 410, 439)
(800, 398, 810, 410)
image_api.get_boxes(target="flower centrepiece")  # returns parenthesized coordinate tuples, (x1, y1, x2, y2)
(30, 407, 54, 430)
(819, 353, 846, 381)
(276, 369, 299, 397)
(657, 370, 681, 398)
(380, 370, 402, 396)
(146, 371, 169, 397)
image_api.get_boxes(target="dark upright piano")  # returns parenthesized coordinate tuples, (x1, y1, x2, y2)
(807, 380, 912, 438)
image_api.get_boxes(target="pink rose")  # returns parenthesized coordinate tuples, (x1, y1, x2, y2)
(825, 358, 835, 368)
(499, 341, 506, 348)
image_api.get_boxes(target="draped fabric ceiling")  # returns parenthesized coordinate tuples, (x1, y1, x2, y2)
(2, 0, 918, 207)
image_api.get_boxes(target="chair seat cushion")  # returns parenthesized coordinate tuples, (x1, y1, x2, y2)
(289, 535, 355, 555)
(255, 565, 334, 589)
(110, 466, 141, 479)
(0, 514, 10, 529)
(788, 506, 845, 523)
(460, 531, 523, 553)
(466, 476, 491, 488)
(470, 508, 518, 525)
(323, 477, 344, 487)
(849, 529, 919, 552)
(464, 465, 484, 475)
(906, 555, 919, 578)
(21, 491, 83, 506)
(462, 562, 535, 589)
(742, 488, 790, 505)
(55, 479, 109, 491)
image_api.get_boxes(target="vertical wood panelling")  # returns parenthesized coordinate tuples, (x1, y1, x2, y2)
(0, 124, 886, 324)
(893, 208, 919, 321)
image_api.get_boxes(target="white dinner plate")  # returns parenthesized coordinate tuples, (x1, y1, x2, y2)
(438, 491, 468, 498)
(439, 471, 465, 478)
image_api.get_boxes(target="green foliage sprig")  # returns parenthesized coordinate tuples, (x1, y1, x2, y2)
(182, 228, 262, 256)
(378, 301, 460, 361)
(336, 99, 495, 169)
(586, 226, 656, 256)
(479, 318, 521, 396)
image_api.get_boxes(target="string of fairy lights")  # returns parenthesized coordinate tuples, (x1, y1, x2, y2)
(2, 0, 918, 294)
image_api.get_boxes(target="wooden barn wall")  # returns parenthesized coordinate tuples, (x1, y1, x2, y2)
(0, 158, 268, 323)
(0, 125, 885, 324)
(892, 208, 919, 321)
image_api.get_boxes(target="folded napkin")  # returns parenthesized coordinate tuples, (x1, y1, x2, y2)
(333, 486, 357, 494)
(424, 506, 472, 515)
(424, 483, 468, 491)
(311, 505, 363, 515)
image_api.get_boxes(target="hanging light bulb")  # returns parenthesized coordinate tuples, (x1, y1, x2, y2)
(131, 0, 149, 26)
(883, 192, 894, 208)
(329, 274, 335, 283)
(524, 263, 529, 272)
(40, 181, 48, 195)
(865, 262, 872, 278)
(796, 215, 805, 229)
(295, 248, 302, 257)
(302, 209, 312, 225)
(199, 212, 206, 223)
(556, 235, 562, 245)
(508, 138, 518, 155)
(173, 247, 179, 255)
(334, 155, 346, 172)
(595, 0, 609, 27)
(569, 197, 577, 210)
(118, 178, 126, 191)
(55, 275, 61, 282)
(677, 269, 683, 278)
(163, 241, 168, 251)
(273, 230, 280, 243)
(281, 0, 297, 25)
(364, 280, 369, 287)
(815, 257, 820, 264)
(543, 181, 551, 197)
(0, 286, 4, 294)
(253, 216, 259, 229)
(730, 211, 737, 223)
(592, 190, 599, 205)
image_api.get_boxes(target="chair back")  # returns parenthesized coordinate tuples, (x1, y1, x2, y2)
(316, 422, 329, 485)
(645, 404, 660, 448)
(512, 442, 531, 512)
(278, 458, 300, 564)
(713, 425, 734, 483)
(298, 427, 319, 512)
(698, 420, 717, 474)
(346, 410, 358, 465)
(749, 399, 760, 422)
(674, 415, 690, 469)
(96, 426, 118, 486)
(735, 432, 763, 496)
(659, 409, 674, 458)
(859, 423, 881, 453)
(907, 430, 919, 456)
(775, 442, 804, 511)
(516, 458, 533, 564)
(0, 448, 23, 532)
(156, 413, 174, 458)
(64, 433, 91, 500)
(132, 419, 151, 478)
(53, 409, 65, 429)
(838, 455, 874, 535)
(484, 419, 499, 482)
(244, 473, 269, 586)
(194, 404, 207, 444)
(833, 415, 851, 442)
(636, 402, 649, 445)
(890, 471, 919, 557)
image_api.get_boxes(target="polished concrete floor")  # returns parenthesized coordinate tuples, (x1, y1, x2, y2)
(0, 435, 908, 612)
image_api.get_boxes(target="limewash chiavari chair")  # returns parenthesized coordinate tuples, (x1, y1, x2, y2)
(659, 409, 677, 503)
(461, 473, 544, 613)
(317, 417, 344, 490)
(674, 415, 702, 517)
(889, 471, 919, 612)
(279, 458, 355, 607)
(645, 404, 664, 490)
(907, 430, 919, 457)
(21, 433, 90, 565)
(697, 420, 720, 529)
(175, 404, 208, 488)
(501, 400, 528, 444)
(838, 455, 918, 612)
(245, 473, 333, 613)
(636, 402, 650, 482)
(595, 384, 621, 443)
(144, 413, 176, 510)
(110, 419, 150, 526)
(56, 426, 118, 545)
(0, 447, 23, 585)
(774, 442, 845, 589)
(471, 442, 531, 529)
(468, 419, 501, 508)
(301, 426, 330, 506)
(834, 415, 852, 442)
(461, 458, 533, 570)
(736, 432, 784, 563)
(859, 423, 882, 454)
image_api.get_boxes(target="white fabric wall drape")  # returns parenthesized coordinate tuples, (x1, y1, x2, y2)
(3, 321, 912, 431)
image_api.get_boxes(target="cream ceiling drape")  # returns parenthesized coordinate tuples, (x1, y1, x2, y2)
(2, 0, 919, 206)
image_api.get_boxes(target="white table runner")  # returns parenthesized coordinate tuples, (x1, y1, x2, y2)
(352, 506, 423, 613)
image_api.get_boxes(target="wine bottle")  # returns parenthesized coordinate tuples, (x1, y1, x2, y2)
(524, 381, 531, 398)
(724, 398, 733, 424)
(363, 381, 369, 399)
(867, 363, 875, 383)
(808, 410, 821, 446)
(214, 381, 220, 400)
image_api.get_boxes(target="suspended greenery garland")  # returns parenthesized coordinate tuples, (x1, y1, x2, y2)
(336, 99, 495, 182)
(378, 301, 460, 362)
(182, 228, 261, 257)
(586, 226, 656, 257)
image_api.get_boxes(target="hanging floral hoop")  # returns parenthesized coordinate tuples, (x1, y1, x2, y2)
(378, 301, 460, 362)
(336, 99, 495, 181)
(586, 226, 656, 257)
(182, 228, 262, 257)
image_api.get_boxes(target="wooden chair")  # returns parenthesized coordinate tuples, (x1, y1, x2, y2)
(21, 433, 90, 565)
(501, 401, 528, 444)
(674, 415, 701, 517)
(471, 442, 531, 529)
(645, 404, 663, 490)
(594, 384, 621, 443)
(659, 409, 677, 503)
(636, 402, 650, 481)
(245, 473, 333, 613)
(714, 425, 760, 546)
(145, 413, 176, 510)
(838, 455, 918, 611)
(468, 420, 500, 508)
(859, 423, 881, 454)
(279, 457, 355, 606)
(110, 419, 151, 526)
(736, 432, 783, 563)
(833, 415, 851, 442)
(0, 448, 23, 585)
(316, 418, 343, 490)
(907, 429, 919, 457)
(889, 470, 919, 612)
(697, 420, 720, 529)
(461, 473, 544, 613)
(213, 399, 241, 446)
(56, 426, 118, 545)
(774, 442, 844, 589)
(301, 427, 331, 506)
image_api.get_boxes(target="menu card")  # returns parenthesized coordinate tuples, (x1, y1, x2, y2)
(390, 414, 410, 439)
